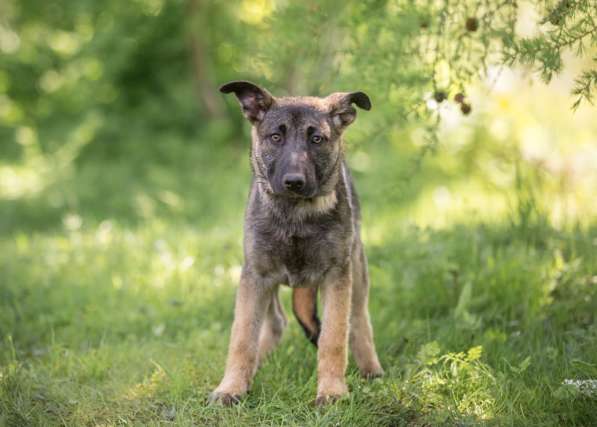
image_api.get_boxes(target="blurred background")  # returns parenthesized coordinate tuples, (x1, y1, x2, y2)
(0, 0, 595, 232)
(1, 1, 596, 425)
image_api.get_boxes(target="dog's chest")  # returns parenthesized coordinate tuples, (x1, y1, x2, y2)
(256, 226, 346, 288)
(281, 235, 325, 287)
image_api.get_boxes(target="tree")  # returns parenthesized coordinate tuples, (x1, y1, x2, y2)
(0, 0, 594, 160)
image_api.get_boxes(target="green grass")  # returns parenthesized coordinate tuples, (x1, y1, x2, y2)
(1, 140, 596, 426)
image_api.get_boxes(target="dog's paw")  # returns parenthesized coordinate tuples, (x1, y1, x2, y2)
(315, 378, 348, 406)
(314, 393, 347, 406)
(361, 366, 385, 380)
(208, 391, 242, 406)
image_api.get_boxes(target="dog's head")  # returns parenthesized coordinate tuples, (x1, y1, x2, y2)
(220, 81, 371, 199)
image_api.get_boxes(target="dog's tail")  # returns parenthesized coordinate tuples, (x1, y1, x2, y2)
(292, 287, 320, 347)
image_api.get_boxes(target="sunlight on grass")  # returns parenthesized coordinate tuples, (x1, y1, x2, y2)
(394, 343, 497, 423)
(125, 363, 168, 401)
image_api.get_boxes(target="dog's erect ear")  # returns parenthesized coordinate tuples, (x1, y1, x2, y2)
(220, 81, 274, 124)
(326, 91, 371, 130)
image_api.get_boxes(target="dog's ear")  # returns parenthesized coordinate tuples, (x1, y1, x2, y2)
(326, 91, 371, 130)
(220, 81, 274, 124)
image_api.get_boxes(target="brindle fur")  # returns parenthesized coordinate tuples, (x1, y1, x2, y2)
(210, 81, 383, 406)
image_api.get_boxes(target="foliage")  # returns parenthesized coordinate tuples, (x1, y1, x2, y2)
(502, 0, 597, 109)
(1, 1, 595, 159)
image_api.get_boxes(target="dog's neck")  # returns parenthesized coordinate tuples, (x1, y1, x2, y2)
(263, 189, 339, 221)
(255, 176, 340, 222)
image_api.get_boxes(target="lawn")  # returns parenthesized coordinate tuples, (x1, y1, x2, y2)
(1, 139, 596, 426)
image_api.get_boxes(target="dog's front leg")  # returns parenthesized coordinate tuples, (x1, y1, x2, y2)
(210, 271, 272, 405)
(316, 266, 352, 405)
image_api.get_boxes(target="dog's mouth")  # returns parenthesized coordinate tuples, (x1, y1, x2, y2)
(280, 190, 318, 200)
(256, 180, 316, 199)
(271, 185, 319, 200)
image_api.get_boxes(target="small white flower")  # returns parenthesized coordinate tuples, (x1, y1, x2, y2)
(562, 379, 597, 396)
(152, 323, 165, 337)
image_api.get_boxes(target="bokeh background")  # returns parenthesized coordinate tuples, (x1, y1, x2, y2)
(1, 1, 596, 425)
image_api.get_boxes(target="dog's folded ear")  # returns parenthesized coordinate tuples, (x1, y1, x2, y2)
(326, 91, 372, 130)
(220, 81, 274, 124)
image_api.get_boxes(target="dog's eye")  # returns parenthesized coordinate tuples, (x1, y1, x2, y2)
(311, 135, 323, 144)
(270, 133, 282, 143)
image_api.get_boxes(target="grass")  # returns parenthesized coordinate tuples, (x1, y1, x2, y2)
(1, 138, 596, 426)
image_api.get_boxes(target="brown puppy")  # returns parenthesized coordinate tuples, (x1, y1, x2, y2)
(210, 81, 383, 406)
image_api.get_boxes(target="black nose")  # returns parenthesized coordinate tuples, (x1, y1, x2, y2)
(283, 173, 306, 192)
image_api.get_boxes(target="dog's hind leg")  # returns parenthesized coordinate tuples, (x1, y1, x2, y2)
(210, 272, 273, 405)
(292, 287, 320, 346)
(350, 240, 384, 379)
(257, 285, 287, 364)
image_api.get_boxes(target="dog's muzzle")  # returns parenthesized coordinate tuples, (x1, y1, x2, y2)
(282, 173, 306, 193)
